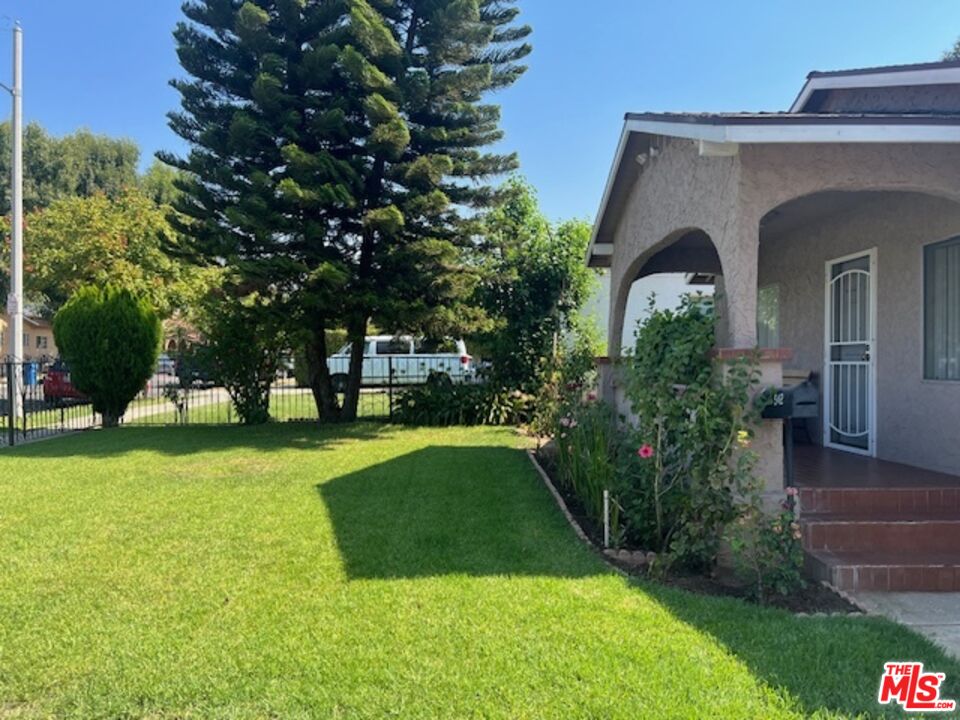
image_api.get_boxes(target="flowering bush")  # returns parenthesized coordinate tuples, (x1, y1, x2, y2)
(552, 394, 623, 545)
(728, 488, 806, 603)
(618, 295, 764, 572)
(529, 321, 600, 439)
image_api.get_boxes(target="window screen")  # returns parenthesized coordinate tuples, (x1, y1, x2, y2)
(925, 237, 960, 380)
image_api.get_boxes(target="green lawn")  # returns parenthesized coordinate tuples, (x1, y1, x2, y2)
(124, 389, 392, 425)
(0, 424, 956, 718)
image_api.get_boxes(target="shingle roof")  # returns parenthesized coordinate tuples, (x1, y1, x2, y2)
(806, 59, 960, 79)
(624, 111, 960, 125)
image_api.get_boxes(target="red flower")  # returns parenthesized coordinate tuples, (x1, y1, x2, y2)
(637, 444, 654, 459)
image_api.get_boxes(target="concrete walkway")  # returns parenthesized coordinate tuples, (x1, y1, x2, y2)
(854, 592, 960, 659)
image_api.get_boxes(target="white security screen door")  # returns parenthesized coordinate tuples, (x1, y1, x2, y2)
(824, 250, 876, 455)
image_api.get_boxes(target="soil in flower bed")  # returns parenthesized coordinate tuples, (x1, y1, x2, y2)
(535, 449, 861, 616)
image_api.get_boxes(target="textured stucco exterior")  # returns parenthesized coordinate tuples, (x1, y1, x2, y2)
(605, 137, 960, 485)
(759, 192, 960, 476)
(811, 84, 960, 114)
(608, 140, 960, 356)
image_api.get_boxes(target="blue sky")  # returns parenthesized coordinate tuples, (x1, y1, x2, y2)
(0, 0, 958, 222)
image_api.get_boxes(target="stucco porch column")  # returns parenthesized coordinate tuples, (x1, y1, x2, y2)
(713, 216, 787, 499)
(713, 215, 759, 349)
(715, 349, 789, 503)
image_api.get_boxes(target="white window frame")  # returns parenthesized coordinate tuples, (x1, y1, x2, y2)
(923, 235, 960, 382)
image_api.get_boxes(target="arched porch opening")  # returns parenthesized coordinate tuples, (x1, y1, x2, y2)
(611, 228, 722, 355)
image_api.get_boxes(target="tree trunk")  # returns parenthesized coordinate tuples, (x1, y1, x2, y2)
(340, 315, 368, 422)
(306, 320, 342, 423)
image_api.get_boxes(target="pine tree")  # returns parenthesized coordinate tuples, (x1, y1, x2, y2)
(164, 0, 531, 420)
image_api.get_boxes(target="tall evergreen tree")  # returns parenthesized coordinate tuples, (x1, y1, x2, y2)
(164, 0, 530, 420)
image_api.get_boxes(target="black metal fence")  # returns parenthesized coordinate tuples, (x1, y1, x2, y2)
(1, 355, 469, 447)
(1, 361, 99, 447)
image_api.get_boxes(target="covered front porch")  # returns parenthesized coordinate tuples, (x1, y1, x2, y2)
(795, 444, 960, 489)
(796, 441, 960, 591)
(591, 123, 960, 590)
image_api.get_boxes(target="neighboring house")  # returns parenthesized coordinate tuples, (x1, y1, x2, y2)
(0, 314, 58, 362)
(588, 59, 960, 592)
(581, 271, 712, 352)
(162, 315, 202, 353)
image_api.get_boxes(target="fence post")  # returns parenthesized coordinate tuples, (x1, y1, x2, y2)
(6, 361, 15, 447)
(388, 356, 394, 421)
(20, 382, 26, 439)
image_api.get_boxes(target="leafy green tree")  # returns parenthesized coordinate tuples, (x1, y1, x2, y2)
(0, 123, 140, 212)
(140, 160, 185, 206)
(164, 0, 530, 421)
(53, 285, 162, 427)
(0, 190, 216, 317)
(0, 189, 214, 316)
(199, 293, 290, 425)
(944, 39, 960, 60)
(472, 177, 595, 392)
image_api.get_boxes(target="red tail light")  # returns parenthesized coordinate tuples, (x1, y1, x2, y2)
(460, 355, 471, 365)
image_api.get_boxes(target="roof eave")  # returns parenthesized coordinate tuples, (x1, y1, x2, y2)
(586, 116, 960, 266)
(791, 64, 960, 112)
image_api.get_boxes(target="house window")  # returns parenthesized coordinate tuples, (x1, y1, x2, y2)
(924, 237, 960, 380)
(36, 335, 48, 350)
(757, 284, 780, 349)
(22, 333, 28, 348)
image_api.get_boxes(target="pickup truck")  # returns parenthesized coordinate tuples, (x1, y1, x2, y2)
(326, 336, 473, 391)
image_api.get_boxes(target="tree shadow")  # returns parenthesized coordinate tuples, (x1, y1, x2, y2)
(3, 421, 390, 458)
(318, 446, 603, 579)
(637, 579, 960, 719)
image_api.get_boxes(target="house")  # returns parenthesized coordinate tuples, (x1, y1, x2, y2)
(589, 60, 960, 592)
(162, 314, 202, 353)
(581, 272, 712, 352)
(0, 314, 58, 362)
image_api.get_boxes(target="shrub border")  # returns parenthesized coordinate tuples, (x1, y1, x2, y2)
(526, 449, 869, 616)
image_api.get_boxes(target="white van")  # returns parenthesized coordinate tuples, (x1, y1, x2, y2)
(326, 336, 474, 391)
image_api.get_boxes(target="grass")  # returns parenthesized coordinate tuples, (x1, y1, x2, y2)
(0, 423, 957, 718)
(124, 388, 393, 426)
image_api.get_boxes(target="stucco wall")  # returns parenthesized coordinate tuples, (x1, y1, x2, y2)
(607, 141, 960, 358)
(812, 84, 960, 113)
(759, 192, 960, 475)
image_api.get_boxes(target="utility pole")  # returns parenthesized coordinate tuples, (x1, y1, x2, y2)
(3, 23, 21, 420)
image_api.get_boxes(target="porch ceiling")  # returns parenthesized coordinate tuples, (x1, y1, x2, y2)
(633, 230, 722, 280)
(760, 190, 960, 240)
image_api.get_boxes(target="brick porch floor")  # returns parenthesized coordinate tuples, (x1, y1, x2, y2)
(794, 444, 960, 592)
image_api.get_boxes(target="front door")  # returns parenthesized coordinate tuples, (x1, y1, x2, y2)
(824, 249, 876, 455)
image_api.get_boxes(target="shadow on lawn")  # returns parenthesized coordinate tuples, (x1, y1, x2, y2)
(4, 422, 391, 458)
(638, 579, 960, 719)
(318, 444, 960, 715)
(319, 445, 602, 579)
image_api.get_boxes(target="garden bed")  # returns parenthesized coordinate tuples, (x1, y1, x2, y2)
(534, 448, 861, 616)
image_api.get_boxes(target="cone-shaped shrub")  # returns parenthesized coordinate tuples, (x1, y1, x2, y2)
(53, 285, 161, 427)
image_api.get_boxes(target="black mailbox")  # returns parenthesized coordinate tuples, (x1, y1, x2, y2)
(761, 380, 819, 420)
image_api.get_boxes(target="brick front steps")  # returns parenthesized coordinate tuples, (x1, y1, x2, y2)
(799, 487, 960, 592)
